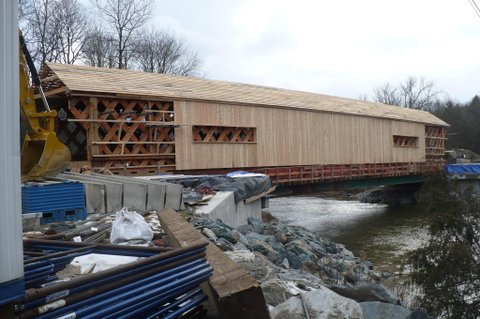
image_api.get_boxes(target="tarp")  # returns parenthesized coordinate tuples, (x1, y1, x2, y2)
(446, 164, 480, 175)
(193, 175, 273, 203)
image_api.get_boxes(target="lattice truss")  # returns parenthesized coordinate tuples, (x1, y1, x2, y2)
(192, 126, 256, 143)
(425, 126, 446, 159)
(59, 97, 176, 175)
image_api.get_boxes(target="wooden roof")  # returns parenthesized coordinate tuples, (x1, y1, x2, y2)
(42, 63, 448, 127)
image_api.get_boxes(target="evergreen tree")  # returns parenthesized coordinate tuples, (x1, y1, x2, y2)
(409, 174, 480, 318)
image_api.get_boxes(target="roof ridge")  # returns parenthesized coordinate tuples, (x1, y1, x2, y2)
(44, 62, 448, 127)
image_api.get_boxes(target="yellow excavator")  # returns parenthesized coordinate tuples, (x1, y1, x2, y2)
(19, 32, 70, 182)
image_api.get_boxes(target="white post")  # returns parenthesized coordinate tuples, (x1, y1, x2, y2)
(0, 0, 24, 306)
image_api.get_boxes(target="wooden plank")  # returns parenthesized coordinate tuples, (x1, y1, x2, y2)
(33, 86, 67, 98)
(244, 186, 276, 204)
(67, 118, 177, 126)
(86, 97, 97, 160)
(158, 209, 270, 319)
(91, 141, 175, 145)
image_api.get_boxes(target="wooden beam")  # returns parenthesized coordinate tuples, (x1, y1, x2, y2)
(158, 209, 270, 319)
(67, 118, 178, 126)
(40, 74, 59, 82)
(91, 153, 176, 160)
(34, 86, 68, 98)
(244, 186, 276, 204)
(88, 97, 100, 158)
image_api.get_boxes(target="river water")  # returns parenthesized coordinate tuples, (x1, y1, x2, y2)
(269, 192, 431, 274)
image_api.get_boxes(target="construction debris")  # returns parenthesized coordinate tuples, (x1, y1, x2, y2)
(17, 239, 211, 319)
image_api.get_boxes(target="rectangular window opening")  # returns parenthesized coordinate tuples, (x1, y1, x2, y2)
(393, 135, 418, 148)
(192, 126, 256, 143)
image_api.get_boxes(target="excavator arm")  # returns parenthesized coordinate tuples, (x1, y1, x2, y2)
(19, 32, 70, 181)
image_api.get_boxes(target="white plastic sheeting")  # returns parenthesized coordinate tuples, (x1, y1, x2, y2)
(0, 0, 24, 283)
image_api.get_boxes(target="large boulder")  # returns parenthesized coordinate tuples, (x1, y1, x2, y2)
(270, 286, 362, 319)
(277, 270, 325, 291)
(225, 250, 279, 282)
(329, 283, 399, 304)
(261, 279, 296, 306)
(360, 301, 411, 319)
(284, 239, 315, 269)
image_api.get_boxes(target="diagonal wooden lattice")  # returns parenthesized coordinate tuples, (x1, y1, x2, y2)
(425, 126, 446, 158)
(54, 97, 90, 161)
(192, 126, 256, 143)
(65, 96, 176, 174)
(393, 135, 418, 147)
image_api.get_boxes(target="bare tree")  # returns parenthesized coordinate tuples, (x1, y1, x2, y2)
(82, 28, 117, 68)
(357, 93, 370, 101)
(374, 83, 402, 106)
(92, 0, 153, 69)
(134, 29, 201, 76)
(374, 76, 441, 110)
(26, 0, 60, 63)
(23, 0, 87, 65)
(53, 0, 88, 64)
(19, 0, 33, 22)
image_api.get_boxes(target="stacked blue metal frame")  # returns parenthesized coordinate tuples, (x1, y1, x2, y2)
(16, 239, 211, 319)
(22, 181, 87, 224)
(446, 164, 480, 175)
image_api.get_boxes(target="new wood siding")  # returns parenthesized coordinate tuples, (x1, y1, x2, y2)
(174, 101, 426, 170)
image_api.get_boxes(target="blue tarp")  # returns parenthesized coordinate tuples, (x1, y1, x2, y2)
(446, 164, 480, 175)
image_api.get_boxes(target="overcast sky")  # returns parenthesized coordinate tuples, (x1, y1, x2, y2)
(151, 0, 480, 103)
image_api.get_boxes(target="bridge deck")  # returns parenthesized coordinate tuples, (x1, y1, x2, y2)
(178, 161, 443, 186)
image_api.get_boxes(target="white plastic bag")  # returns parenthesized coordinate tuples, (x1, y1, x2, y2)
(110, 208, 154, 244)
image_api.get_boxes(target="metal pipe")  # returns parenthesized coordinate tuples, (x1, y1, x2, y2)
(24, 247, 92, 265)
(62, 221, 104, 238)
(17, 253, 206, 318)
(117, 288, 204, 319)
(20, 252, 206, 313)
(102, 284, 204, 319)
(143, 289, 204, 319)
(24, 265, 53, 277)
(162, 293, 209, 319)
(78, 269, 212, 319)
(33, 268, 211, 319)
(82, 230, 108, 244)
(24, 251, 49, 256)
(24, 260, 51, 270)
(25, 244, 156, 258)
(22, 245, 207, 303)
(24, 238, 173, 253)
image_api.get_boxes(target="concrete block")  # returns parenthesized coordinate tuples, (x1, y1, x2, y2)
(60, 173, 182, 212)
(121, 183, 148, 211)
(132, 176, 185, 210)
(164, 183, 183, 210)
(88, 174, 148, 211)
(146, 184, 166, 210)
(195, 191, 262, 227)
(58, 173, 123, 212)
(22, 213, 42, 232)
(93, 174, 170, 210)
(82, 183, 106, 214)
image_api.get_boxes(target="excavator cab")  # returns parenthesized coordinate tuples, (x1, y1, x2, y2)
(19, 33, 70, 181)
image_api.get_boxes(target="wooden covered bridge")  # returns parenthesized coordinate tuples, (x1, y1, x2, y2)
(38, 63, 449, 185)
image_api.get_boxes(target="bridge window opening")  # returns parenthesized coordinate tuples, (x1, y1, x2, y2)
(192, 126, 256, 143)
(393, 135, 418, 148)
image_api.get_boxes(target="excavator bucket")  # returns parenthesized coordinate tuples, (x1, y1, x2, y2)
(19, 31, 71, 182)
(21, 132, 71, 182)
